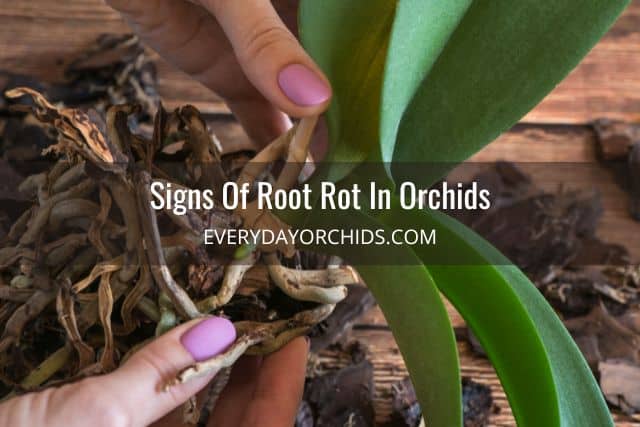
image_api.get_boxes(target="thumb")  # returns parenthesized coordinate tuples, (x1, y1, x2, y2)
(201, 0, 332, 118)
(0, 316, 236, 427)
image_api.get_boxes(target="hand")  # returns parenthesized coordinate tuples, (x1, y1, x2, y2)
(105, 0, 332, 147)
(0, 317, 309, 427)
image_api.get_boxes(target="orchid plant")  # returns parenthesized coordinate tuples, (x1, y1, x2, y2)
(295, 1, 632, 426)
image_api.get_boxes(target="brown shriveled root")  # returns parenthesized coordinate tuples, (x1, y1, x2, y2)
(0, 88, 359, 408)
(167, 304, 335, 388)
(192, 115, 349, 313)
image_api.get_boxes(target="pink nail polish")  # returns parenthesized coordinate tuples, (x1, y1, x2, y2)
(278, 64, 331, 107)
(180, 317, 236, 362)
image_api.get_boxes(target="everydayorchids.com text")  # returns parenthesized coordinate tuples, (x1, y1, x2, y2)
(203, 228, 437, 247)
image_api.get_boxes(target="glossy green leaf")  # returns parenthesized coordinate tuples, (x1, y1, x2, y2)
(298, 2, 629, 426)
(377, 200, 614, 427)
(359, 265, 461, 426)
(299, 0, 395, 181)
(380, 0, 472, 167)
(392, 0, 631, 186)
(295, 208, 462, 427)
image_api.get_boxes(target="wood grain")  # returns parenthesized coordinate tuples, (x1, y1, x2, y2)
(1, 1, 639, 426)
(0, 0, 639, 122)
(0, 0, 226, 113)
(214, 120, 640, 260)
(335, 311, 640, 426)
(524, 0, 640, 123)
(205, 117, 640, 425)
(470, 123, 640, 259)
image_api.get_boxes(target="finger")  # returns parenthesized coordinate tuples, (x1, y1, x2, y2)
(226, 98, 292, 147)
(202, 0, 332, 117)
(105, 0, 291, 146)
(107, 316, 237, 426)
(0, 316, 236, 427)
(105, 0, 233, 86)
(309, 116, 329, 161)
(207, 355, 263, 427)
(149, 381, 210, 427)
(241, 336, 309, 427)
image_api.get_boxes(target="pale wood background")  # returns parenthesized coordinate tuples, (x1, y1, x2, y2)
(1, 1, 640, 425)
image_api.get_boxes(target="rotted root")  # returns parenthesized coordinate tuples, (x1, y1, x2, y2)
(166, 328, 263, 388)
(167, 304, 334, 388)
(1, 89, 360, 398)
(245, 303, 335, 355)
(244, 326, 310, 355)
(136, 170, 201, 319)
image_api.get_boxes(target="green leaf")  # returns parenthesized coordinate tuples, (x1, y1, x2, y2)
(380, 0, 472, 167)
(377, 201, 614, 427)
(299, 0, 396, 181)
(296, 208, 462, 427)
(298, 2, 629, 425)
(392, 0, 631, 186)
(358, 266, 462, 426)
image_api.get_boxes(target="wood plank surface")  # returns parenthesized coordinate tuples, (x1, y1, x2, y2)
(211, 120, 640, 260)
(0, 0, 639, 122)
(0, 0, 226, 113)
(470, 123, 640, 260)
(341, 121, 640, 425)
(523, 0, 640, 123)
(344, 305, 640, 426)
(1, 2, 639, 426)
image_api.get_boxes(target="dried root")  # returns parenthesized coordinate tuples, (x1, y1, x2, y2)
(0, 88, 356, 403)
(168, 304, 335, 388)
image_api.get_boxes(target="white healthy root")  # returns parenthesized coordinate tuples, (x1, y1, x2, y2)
(196, 251, 258, 312)
(194, 117, 327, 313)
(264, 253, 353, 304)
(233, 118, 317, 258)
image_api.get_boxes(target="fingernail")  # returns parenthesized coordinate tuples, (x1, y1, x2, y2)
(180, 317, 236, 362)
(278, 64, 331, 107)
(304, 336, 311, 348)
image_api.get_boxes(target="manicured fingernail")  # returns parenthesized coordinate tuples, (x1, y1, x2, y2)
(278, 64, 330, 107)
(180, 317, 236, 362)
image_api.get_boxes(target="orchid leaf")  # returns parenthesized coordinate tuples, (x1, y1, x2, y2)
(301, 1, 630, 185)
(391, 0, 632, 186)
(298, 1, 629, 426)
(299, 0, 395, 181)
(377, 200, 614, 427)
(359, 265, 462, 426)
(380, 0, 472, 169)
(296, 208, 462, 427)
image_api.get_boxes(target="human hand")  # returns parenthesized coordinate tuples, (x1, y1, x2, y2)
(105, 0, 332, 147)
(0, 317, 309, 427)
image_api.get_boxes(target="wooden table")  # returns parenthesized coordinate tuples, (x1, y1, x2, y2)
(1, 1, 639, 425)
